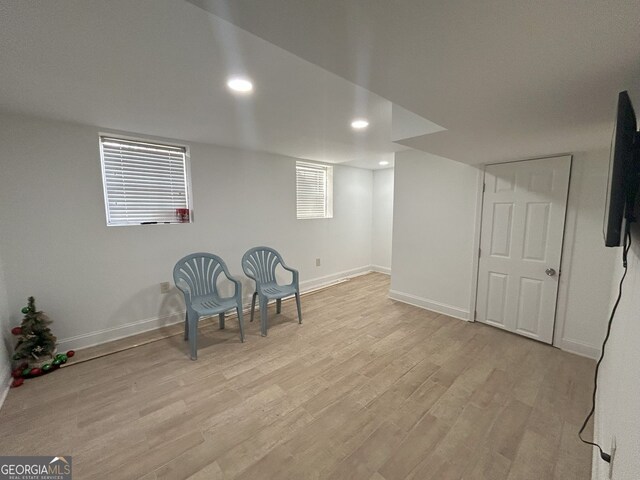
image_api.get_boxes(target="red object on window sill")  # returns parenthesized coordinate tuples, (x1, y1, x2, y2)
(176, 208, 190, 223)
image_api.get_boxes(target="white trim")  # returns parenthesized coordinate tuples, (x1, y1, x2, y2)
(57, 265, 375, 351)
(370, 265, 391, 275)
(0, 367, 12, 411)
(553, 155, 577, 350)
(299, 265, 372, 291)
(469, 167, 485, 321)
(57, 311, 186, 351)
(388, 290, 470, 321)
(557, 338, 600, 360)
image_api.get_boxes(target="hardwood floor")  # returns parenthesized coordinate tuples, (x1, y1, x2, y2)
(0, 273, 595, 479)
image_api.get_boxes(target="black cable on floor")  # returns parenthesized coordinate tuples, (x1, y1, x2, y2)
(578, 227, 632, 463)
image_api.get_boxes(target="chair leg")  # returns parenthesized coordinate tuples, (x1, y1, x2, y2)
(276, 298, 282, 314)
(250, 292, 257, 322)
(237, 306, 245, 343)
(188, 314, 198, 360)
(184, 311, 189, 341)
(295, 292, 302, 324)
(260, 296, 268, 337)
(219, 312, 225, 330)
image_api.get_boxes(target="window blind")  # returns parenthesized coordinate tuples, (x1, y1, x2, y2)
(296, 162, 332, 219)
(100, 137, 189, 225)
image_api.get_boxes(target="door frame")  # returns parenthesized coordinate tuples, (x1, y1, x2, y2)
(469, 154, 574, 349)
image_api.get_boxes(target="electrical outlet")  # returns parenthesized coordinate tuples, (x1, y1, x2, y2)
(609, 437, 616, 479)
(316, 258, 321, 267)
(160, 282, 171, 294)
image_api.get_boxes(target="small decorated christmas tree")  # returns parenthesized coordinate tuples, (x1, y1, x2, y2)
(12, 296, 57, 363)
(10, 297, 75, 387)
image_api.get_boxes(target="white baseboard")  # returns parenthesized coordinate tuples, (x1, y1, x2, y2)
(0, 367, 11, 411)
(57, 265, 375, 351)
(558, 338, 600, 360)
(299, 265, 373, 291)
(370, 265, 391, 275)
(388, 289, 470, 321)
(57, 311, 186, 351)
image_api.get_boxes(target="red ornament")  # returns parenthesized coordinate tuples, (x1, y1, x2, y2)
(30, 368, 42, 376)
(66, 350, 75, 358)
(11, 326, 22, 336)
(10, 378, 24, 388)
(11, 368, 22, 378)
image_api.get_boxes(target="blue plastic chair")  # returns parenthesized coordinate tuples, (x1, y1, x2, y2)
(241, 247, 302, 336)
(173, 253, 244, 360)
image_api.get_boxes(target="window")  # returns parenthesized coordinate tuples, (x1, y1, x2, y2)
(99, 136, 191, 226)
(296, 161, 333, 219)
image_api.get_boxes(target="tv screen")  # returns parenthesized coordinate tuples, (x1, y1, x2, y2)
(604, 91, 638, 247)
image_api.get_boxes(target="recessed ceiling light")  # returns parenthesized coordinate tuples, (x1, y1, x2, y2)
(351, 119, 369, 130)
(379, 161, 389, 166)
(227, 77, 253, 93)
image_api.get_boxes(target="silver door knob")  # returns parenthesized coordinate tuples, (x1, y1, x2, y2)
(545, 268, 556, 277)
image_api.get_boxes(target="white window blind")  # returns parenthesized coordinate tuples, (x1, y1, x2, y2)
(99, 136, 190, 226)
(296, 162, 333, 219)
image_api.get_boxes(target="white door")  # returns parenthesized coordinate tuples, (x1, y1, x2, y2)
(476, 156, 571, 343)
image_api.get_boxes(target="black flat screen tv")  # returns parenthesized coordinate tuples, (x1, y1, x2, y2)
(604, 91, 639, 247)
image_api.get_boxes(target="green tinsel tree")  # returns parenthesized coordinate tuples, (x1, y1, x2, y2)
(12, 297, 57, 363)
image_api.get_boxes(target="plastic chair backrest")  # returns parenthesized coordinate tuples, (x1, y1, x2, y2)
(242, 247, 283, 285)
(173, 253, 228, 298)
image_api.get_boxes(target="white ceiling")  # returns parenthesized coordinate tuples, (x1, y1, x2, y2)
(0, 0, 444, 170)
(191, 0, 640, 165)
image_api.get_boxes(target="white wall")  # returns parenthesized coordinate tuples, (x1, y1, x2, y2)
(390, 150, 481, 320)
(371, 168, 394, 273)
(555, 150, 618, 358)
(390, 148, 616, 358)
(0, 113, 373, 350)
(592, 223, 640, 480)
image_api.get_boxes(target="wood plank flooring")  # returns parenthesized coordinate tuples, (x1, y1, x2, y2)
(0, 273, 595, 479)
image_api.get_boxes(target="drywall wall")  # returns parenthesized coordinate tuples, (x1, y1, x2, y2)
(0, 112, 373, 350)
(371, 168, 394, 273)
(592, 223, 640, 480)
(555, 150, 618, 358)
(390, 149, 481, 319)
(0, 247, 11, 406)
(390, 148, 616, 357)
